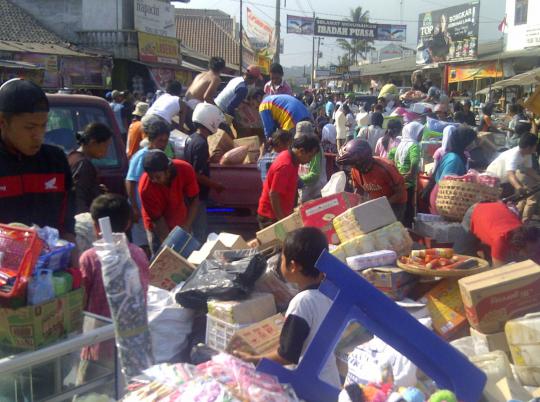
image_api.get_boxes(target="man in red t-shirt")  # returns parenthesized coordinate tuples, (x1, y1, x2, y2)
(139, 150, 200, 253)
(257, 133, 321, 228)
(337, 139, 407, 222)
(455, 202, 540, 266)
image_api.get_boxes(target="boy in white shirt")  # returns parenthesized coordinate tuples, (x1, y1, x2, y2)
(234, 227, 341, 388)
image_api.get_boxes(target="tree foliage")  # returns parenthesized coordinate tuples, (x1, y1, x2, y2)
(336, 7, 376, 66)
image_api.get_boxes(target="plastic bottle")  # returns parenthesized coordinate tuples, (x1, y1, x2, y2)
(27, 269, 56, 305)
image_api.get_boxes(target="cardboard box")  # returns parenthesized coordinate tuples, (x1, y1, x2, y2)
(226, 313, 285, 355)
(0, 288, 84, 350)
(207, 292, 276, 325)
(419, 279, 467, 339)
(233, 136, 260, 164)
(188, 240, 227, 266)
(333, 197, 397, 243)
(300, 192, 362, 244)
(458, 260, 540, 334)
(362, 267, 416, 301)
(208, 129, 234, 163)
(256, 211, 303, 246)
(149, 246, 196, 291)
(470, 327, 510, 355)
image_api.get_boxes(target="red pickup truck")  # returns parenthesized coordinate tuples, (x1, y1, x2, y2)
(45, 94, 262, 236)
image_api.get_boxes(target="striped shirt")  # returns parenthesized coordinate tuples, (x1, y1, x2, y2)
(259, 95, 311, 138)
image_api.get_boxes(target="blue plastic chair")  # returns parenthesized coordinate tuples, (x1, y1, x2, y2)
(257, 250, 487, 402)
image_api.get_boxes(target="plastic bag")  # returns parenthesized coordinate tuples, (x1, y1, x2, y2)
(94, 233, 154, 378)
(147, 286, 194, 363)
(175, 254, 267, 309)
(321, 171, 346, 198)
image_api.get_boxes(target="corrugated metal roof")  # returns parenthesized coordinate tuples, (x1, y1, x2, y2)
(0, 59, 43, 69)
(0, 41, 96, 57)
(0, 0, 65, 44)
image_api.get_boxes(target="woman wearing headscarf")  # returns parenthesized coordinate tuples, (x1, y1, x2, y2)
(374, 119, 402, 159)
(432, 125, 457, 171)
(389, 121, 424, 226)
(428, 126, 477, 214)
(357, 111, 385, 150)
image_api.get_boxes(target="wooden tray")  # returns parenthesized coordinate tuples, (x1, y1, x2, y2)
(397, 255, 490, 278)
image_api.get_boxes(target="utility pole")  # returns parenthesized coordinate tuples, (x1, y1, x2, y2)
(316, 37, 322, 70)
(239, 0, 243, 73)
(310, 12, 315, 88)
(274, 0, 280, 63)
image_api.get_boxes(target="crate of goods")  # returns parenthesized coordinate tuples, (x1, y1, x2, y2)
(155, 226, 201, 260)
(0, 288, 84, 351)
(346, 250, 397, 271)
(419, 279, 467, 339)
(207, 293, 276, 325)
(333, 197, 397, 243)
(149, 246, 196, 291)
(362, 267, 417, 301)
(300, 192, 362, 244)
(0, 225, 44, 299)
(226, 313, 285, 355)
(459, 260, 540, 334)
(256, 211, 303, 246)
(233, 136, 261, 164)
(205, 314, 249, 352)
(331, 221, 413, 262)
(436, 179, 500, 221)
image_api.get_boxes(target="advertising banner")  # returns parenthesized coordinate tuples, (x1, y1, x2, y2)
(138, 32, 180, 65)
(417, 2, 480, 65)
(447, 62, 503, 83)
(314, 18, 377, 39)
(286, 15, 315, 35)
(60, 57, 111, 88)
(246, 8, 273, 44)
(13, 53, 59, 88)
(134, 0, 176, 38)
(376, 24, 407, 42)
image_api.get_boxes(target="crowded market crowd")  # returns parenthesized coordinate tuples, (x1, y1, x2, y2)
(1, 56, 540, 402)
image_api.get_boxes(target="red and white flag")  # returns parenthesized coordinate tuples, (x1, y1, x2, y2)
(498, 15, 507, 33)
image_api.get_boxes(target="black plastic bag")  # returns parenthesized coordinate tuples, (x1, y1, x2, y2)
(175, 254, 267, 309)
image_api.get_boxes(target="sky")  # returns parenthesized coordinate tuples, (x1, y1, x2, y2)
(172, 0, 506, 68)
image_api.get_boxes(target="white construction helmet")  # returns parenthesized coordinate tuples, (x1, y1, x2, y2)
(192, 103, 225, 134)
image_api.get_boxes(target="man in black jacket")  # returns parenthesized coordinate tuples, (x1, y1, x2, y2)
(0, 79, 75, 241)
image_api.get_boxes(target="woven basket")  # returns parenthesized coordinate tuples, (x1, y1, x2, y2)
(436, 179, 501, 221)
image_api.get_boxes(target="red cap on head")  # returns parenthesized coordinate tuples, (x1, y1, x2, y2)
(246, 65, 263, 80)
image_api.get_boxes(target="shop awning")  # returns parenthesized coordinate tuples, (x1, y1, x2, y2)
(0, 41, 98, 57)
(493, 67, 540, 87)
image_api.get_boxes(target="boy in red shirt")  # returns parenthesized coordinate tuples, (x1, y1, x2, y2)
(337, 139, 407, 222)
(139, 150, 200, 253)
(257, 133, 320, 228)
(455, 202, 540, 266)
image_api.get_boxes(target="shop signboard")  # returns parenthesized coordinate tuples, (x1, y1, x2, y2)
(416, 2, 480, 65)
(60, 57, 111, 88)
(13, 53, 59, 88)
(134, 0, 176, 38)
(447, 62, 503, 83)
(379, 43, 404, 61)
(526, 25, 540, 48)
(286, 15, 315, 35)
(138, 32, 180, 65)
(315, 18, 377, 39)
(376, 24, 407, 42)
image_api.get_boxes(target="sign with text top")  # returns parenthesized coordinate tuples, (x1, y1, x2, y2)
(134, 0, 176, 38)
(314, 18, 377, 39)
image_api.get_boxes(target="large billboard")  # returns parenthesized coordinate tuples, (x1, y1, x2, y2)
(138, 32, 180, 65)
(134, 0, 176, 38)
(416, 2, 480, 65)
(376, 24, 407, 42)
(287, 15, 315, 35)
(314, 18, 377, 39)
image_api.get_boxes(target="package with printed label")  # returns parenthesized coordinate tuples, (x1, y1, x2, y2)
(346, 250, 397, 271)
(333, 197, 397, 243)
(419, 279, 467, 339)
(226, 314, 285, 355)
(458, 260, 540, 334)
(207, 293, 276, 325)
(331, 221, 413, 262)
(149, 246, 196, 291)
(256, 211, 303, 246)
(233, 136, 261, 164)
(300, 192, 362, 244)
(362, 267, 417, 300)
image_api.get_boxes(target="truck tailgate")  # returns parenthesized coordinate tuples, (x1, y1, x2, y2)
(209, 163, 262, 212)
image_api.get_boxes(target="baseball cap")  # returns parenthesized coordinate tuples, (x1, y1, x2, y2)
(133, 102, 149, 117)
(295, 121, 315, 138)
(111, 89, 121, 98)
(246, 65, 263, 80)
(143, 150, 171, 173)
(0, 78, 49, 114)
